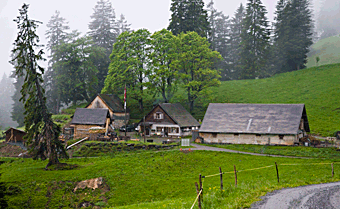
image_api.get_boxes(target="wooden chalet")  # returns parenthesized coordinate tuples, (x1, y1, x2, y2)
(86, 94, 129, 128)
(5, 128, 27, 143)
(137, 103, 200, 137)
(70, 108, 111, 139)
(199, 103, 310, 145)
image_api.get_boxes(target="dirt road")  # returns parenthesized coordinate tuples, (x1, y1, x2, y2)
(251, 182, 340, 209)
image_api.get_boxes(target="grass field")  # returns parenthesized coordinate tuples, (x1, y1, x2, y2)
(1, 150, 340, 208)
(178, 63, 340, 137)
(307, 35, 340, 68)
(199, 143, 340, 159)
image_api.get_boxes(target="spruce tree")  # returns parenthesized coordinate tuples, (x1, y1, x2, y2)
(0, 73, 16, 128)
(45, 10, 70, 113)
(11, 68, 25, 127)
(10, 4, 67, 168)
(207, 0, 231, 80)
(239, 0, 270, 79)
(273, 0, 313, 73)
(168, 0, 210, 37)
(229, 3, 245, 80)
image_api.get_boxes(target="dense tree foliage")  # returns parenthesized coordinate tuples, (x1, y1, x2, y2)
(10, 4, 67, 168)
(147, 29, 178, 103)
(52, 33, 99, 106)
(273, 0, 313, 73)
(44, 10, 70, 113)
(239, 0, 271, 79)
(174, 32, 221, 113)
(168, 0, 210, 37)
(102, 29, 151, 111)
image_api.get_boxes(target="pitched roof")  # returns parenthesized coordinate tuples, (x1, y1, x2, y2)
(159, 103, 200, 127)
(86, 94, 125, 113)
(71, 108, 110, 125)
(5, 127, 27, 134)
(200, 103, 310, 135)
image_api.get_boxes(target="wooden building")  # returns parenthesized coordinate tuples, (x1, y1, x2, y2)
(70, 108, 111, 139)
(5, 128, 27, 143)
(137, 103, 200, 137)
(199, 103, 310, 145)
(86, 94, 129, 128)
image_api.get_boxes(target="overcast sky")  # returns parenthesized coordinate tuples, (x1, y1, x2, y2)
(0, 0, 319, 77)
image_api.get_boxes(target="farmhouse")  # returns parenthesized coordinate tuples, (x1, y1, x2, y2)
(137, 103, 200, 137)
(70, 108, 111, 139)
(199, 103, 310, 145)
(86, 94, 129, 128)
(5, 128, 27, 143)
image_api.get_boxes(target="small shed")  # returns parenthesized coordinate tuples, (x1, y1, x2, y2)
(70, 108, 111, 139)
(5, 128, 27, 143)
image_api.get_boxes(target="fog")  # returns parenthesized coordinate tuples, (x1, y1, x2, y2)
(0, 0, 329, 77)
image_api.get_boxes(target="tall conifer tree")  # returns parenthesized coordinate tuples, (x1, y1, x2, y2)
(168, 0, 210, 37)
(10, 4, 67, 168)
(239, 0, 270, 79)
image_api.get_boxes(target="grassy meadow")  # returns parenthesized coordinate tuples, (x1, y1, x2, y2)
(306, 35, 340, 68)
(1, 150, 340, 208)
(178, 63, 340, 137)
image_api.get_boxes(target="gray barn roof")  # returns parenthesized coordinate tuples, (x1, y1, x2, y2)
(159, 103, 200, 127)
(71, 108, 110, 125)
(200, 103, 310, 135)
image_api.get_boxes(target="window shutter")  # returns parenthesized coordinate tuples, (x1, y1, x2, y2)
(154, 113, 156, 119)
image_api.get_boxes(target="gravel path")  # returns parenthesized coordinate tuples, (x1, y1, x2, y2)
(187, 144, 309, 158)
(251, 182, 340, 209)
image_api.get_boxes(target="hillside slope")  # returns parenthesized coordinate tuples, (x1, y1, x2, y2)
(205, 64, 340, 136)
(307, 35, 340, 68)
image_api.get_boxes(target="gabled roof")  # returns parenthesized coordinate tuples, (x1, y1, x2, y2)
(158, 103, 200, 127)
(71, 108, 110, 125)
(86, 94, 124, 113)
(5, 127, 27, 134)
(200, 103, 310, 135)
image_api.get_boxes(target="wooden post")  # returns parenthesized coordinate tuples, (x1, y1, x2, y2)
(234, 165, 237, 187)
(199, 174, 203, 202)
(332, 163, 334, 178)
(195, 182, 201, 209)
(275, 162, 280, 183)
(219, 167, 223, 191)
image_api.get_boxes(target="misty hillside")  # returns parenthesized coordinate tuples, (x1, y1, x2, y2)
(192, 63, 340, 137)
(306, 34, 340, 68)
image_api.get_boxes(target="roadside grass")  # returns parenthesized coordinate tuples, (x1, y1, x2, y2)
(198, 143, 340, 159)
(1, 150, 340, 208)
(174, 63, 340, 137)
(51, 114, 72, 127)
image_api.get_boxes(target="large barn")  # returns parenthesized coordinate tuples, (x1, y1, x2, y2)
(199, 103, 310, 145)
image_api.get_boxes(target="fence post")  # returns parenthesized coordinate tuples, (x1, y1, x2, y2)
(332, 163, 334, 178)
(234, 165, 237, 187)
(219, 167, 223, 191)
(195, 182, 201, 209)
(199, 174, 203, 202)
(275, 162, 280, 183)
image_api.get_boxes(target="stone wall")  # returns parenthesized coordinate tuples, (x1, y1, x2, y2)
(199, 132, 298, 145)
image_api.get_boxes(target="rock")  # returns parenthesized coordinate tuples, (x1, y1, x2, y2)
(74, 177, 104, 192)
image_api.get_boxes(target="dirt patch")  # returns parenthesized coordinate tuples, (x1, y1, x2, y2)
(0, 142, 25, 157)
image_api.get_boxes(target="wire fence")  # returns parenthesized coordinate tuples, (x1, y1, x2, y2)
(191, 161, 340, 209)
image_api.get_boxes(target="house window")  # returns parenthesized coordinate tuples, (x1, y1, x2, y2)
(156, 127, 163, 132)
(154, 112, 163, 119)
(212, 133, 217, 138)
(279, 135, 284, 139)
(171, 127, 179, 133)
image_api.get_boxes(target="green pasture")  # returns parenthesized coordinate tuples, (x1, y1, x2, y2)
(1, 150, 340, 208)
